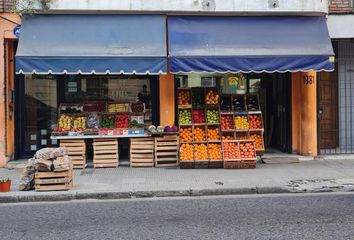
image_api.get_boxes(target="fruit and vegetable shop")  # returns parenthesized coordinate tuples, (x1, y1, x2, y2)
(13, 14, 334, 168)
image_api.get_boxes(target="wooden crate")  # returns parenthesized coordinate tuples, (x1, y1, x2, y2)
(155, 135, 179, 167)
(224, 160, 256, 169)
(130, 137, 155, 167)
(93, 139, 119, 168)
(195, 160, 209, 168)
(179, 161, 195, 169)
(60, 139, 86, 169)
(35, 168, 73, 192)
(209, 160, 223, 168)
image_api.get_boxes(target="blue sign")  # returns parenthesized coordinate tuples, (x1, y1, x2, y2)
(13, 24, 21, 38)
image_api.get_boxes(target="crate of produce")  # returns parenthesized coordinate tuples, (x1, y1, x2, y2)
(246, 94, 260, 111)
(249, 130, 265, 155)
(178, 88, 192, 106)
(192, 109, 206, 124)
(194, 143, 209, 168)
(101, 114, 116, 129)
(59, 103, 83, 115)
(206, 109, 220, 124)
(208, 143, 223, 168)
(86, 112, 101, 129)
(179, 143, 195, 169)
(130, 137, 155, 167)
(193, 126, 207, 142)
(191, 87, 205, 107)
(221, 113, 234, 131)
(207, 126, 221, 141)
(222, 132, 236, 141)
(83, 102, 106, 112)
(179, 126, 193, 143)
(57, 114, 73, 132)
(108, 102, 130, 113)
(155, 135, 179, 167)
(59, 139, 86, 169)
(232, 95, 246, 112)
(239, 141, 257, 160)
(234, 113, 249, 130)
(72, 115, 87, 132)
(115, 113, 129, 128)
(249, 113, 264, 130)
(93, 138, 119, 168)
(205, 88, 220, 105)
(179, 109, 192, 125)
(35, 165, 73, 192)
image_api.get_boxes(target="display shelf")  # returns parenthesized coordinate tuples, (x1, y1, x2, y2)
(59, 139, 86, 169)
(93, 138, 119, 168)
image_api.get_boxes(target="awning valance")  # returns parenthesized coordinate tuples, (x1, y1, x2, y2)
(168, 16, 335, 73)
(16, 15, 166, 75)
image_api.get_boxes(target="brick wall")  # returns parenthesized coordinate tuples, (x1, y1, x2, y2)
(329, 0, 353, 13)
(0, 0, 16, 12)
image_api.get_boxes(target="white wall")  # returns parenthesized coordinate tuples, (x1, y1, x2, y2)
(328, 15, 354, 38)
(33, 0, 328, 14)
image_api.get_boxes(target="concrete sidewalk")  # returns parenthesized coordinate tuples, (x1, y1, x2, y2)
(1, 158, 354, 203)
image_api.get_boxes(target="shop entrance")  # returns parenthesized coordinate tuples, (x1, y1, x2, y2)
(256, 73, 292, 153)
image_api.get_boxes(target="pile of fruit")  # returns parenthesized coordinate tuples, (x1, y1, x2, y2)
(179, 127, 193, 142)
(72, 116, 86, 131)
(221, 115, 234, 130)
(87, 113, 100, 128)
(194, 144, 208, 160)
(192, 110, 205, 123)
(234, 115, 249, 129)
(208, 144, 222, 160)
(222, 134, 234, 141)
(108, 103, 129, 113)
(58, 115, 72, 131)
(249, 115, 262, 129)
(115, 114, 129, 128)
(250, 133, 263, 149)
(223, 142, 241, 159)
(207, 128, 220, 141)
(178, 90, 191, 105)
(180, 144, 194, 161)
(179, 109, 192, 124)
(194, 127, 206, 142)
(205, 90, 219, 105)
(102, 115, 115, 128)
(206, 110, 219, 124)
(239, 142, 256, 159)
(192, 88, 204, 106)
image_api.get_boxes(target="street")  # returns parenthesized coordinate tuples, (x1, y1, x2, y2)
(1, 193, 354, 240)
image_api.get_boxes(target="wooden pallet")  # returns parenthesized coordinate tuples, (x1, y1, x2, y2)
(35, 168, 73, 192)
(179, 161, 195, 169)
(59, 139, 86, 169)
(155, 135, 179, 167)
(224, 160, 257, 169)
(93, 139, 119, 168)
(130, 137, 155, 167)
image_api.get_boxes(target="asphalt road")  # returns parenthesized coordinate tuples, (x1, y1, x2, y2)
(1, 193, 354, 240)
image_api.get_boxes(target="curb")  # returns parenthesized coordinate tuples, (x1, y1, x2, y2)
(0, 187, 291, 203)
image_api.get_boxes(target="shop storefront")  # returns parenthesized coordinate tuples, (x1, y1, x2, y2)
(15, 14, 166, 161)
(14, 14, 334, 167)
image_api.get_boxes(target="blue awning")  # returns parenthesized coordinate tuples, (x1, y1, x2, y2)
(168, 16, 335, 73)
(16, 15, 166, 75)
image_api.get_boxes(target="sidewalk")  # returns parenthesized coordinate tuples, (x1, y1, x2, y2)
(1, 158, 354, 203)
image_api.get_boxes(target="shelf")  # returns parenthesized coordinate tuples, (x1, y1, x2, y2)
(193, 123, 207, 126)
(221, 129, 236, 132)
(178, 105, 192, 109)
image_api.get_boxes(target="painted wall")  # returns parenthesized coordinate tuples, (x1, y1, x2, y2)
(24, 0, 328, 14)
(0, 13, 20, 167)
(292, 71, 318, 156)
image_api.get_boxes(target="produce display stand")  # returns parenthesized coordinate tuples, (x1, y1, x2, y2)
(155, 134, 179, 167)
(35, 161, 73, 192)
(130, 137, 155, 167)
(59, 139, 86, 169)
(93, 138, 119, 168)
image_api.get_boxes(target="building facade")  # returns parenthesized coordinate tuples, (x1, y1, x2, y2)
(1, 0, 351, 167)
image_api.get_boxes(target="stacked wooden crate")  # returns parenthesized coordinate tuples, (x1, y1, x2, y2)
(35, 162, 73, 192)
(59, 139, 86, 169)
(93, 138, 119, 168)
(155, 135, 179, 167)
(130, 137, 155, 167)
